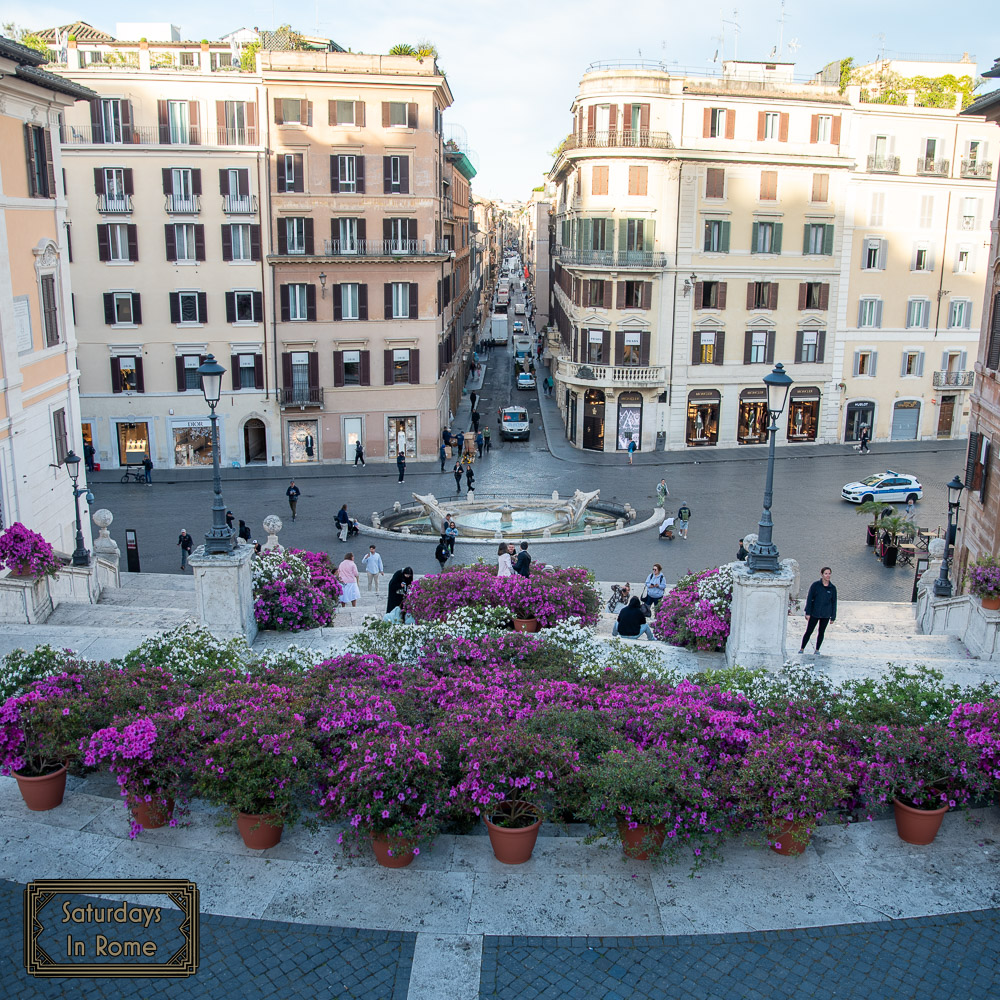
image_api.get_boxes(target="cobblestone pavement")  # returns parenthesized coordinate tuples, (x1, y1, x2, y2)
(479, 909, 1000, 999)
(3, 881, 414, 1000)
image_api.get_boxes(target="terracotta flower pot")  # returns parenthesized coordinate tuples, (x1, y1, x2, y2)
(981, 595, 1000, 611)
(512, 617, 540, 633)
(130, 797, 174, 830)
(14, 765, 67, 811)
(769, 819, 811, 856)
(236, 811, 284, 849)
(892, 797, 948, 845)
(617, 818, 666, 860)
(484, 803, 542, 864)
(370, 833, 417, 868)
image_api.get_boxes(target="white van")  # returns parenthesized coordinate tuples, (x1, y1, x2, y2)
(499, 406, 531, 441)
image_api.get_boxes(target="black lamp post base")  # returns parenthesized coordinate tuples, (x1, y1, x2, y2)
(71, 550, 91, 567)
(746, 545, 781, 574)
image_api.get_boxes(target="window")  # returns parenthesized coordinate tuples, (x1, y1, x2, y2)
(815, 116, 832, 142)
(901, 351, 924, 376)
(280, 99, 303, 124)
(391, 282, 410, 319)
(40, 274, 59, 347)
(914, 246, 931, 271)
(919, 195, 934, 230)
(174, 224, 198, 262)
(811, 173, 829, 203)
(230, 224, 252, 261)
(102, 168, 129, 209)
(388, 102, 408, 127)
(338, 217, 358, 253)
(965, 432, 991, 502)
(855, 350, 875, 376)
(627, 165, 648, 196)
(858, 298, 881, 329)
(862, 238, 886, 270)
(709, 108, 727, 138)
(704, 219, 730, 252)
(804, 224, 833, 255)
(220, 101, 251, 144)
(342, 283, 360, 320)
(587, 333, 604, 364)
(803, 283, 826, 310)
(52, 408, 68, 465)
(622, 339, 641, 365)
(334, 100, 356, 125)
(750, 281, 775, 310)
(178, 292, 203, 325)
(698, 331, 716, 364)
(961, 197, 978, 230)
(392, 349, 410, 382)
(181, 354, 202, 389)
(748, 330, 769, 363)
(343, 350, 361, 385)
(288, 284, 309, 321)
(100, 99, 124, 144)
(949, 299, 973, 329)
(592, 165, 609, 196)
(171, 168, 195, 207)
(623, 281, 645, 309)
(107, 224, 131, 261)
(759, 171, 777, 200)
(167, 101, 189, 144)
(118, 356, 138, 390)
(286, 218, 306, 254)
(238, 354, 257, 389)
(283, 154, 297, 191)
(291, 352, 310, 397)
(956, 247, 971, 274)
(110, 292, 137, 325)
(179, 51, 195, 67)
(386, 155, 407, 193)
(799, 330, 819, 363)
(338, 155, 357, 193)
(763, 112, 780, 139)
(389, 218, 410, 252)
(706, 167, 725, 199)
(906, 299, 931, 329)
(699, 281, 722, 309)
(753, 221, 781, 254)
(870, 192, 885, 226)
(222, 168, 251, 211)
(24, 124, 52, 198)
(232, 291, 259, 323)
(623, 219, 649, 252)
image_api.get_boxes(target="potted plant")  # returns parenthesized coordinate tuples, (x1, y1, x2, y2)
(0, 673, 91, 810)
(861, 724, 992, 845)
(315, 723, 451, 867)
(855, 501, 893, 547)
(0, 523, 61, 578)
(727, 732, 858, 856)
(458, 728, 579, 864)
(877, 514, 916, 568)
(964, 556, 1000, 611)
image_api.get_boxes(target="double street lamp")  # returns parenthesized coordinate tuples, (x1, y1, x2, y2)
(746, 362, 794, 574)
(196, 354, 235, 555)
(61, 450, 94, 567)
(933, 475, 966, 597)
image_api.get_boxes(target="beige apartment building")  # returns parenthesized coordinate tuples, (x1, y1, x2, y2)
(548, 57, 997, 452)
(0, 38, 94, 549)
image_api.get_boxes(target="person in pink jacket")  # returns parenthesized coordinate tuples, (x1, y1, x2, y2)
(336, 553, 360, 607)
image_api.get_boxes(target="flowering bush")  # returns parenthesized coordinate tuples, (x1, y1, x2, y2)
(965, 555, 1000, 599)
(949, 700, 1000, 788)
(0, 523, 61, 578)
(0, 645, 78, 701)
(651, 568, 731, 651)
(252, 550, 341, 631)
(119, 625, 250, 681)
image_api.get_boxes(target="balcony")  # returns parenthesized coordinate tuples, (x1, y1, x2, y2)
(557, 247, 668, 269)
(866, 154, 900, 174)
(561, 130, 675, 152)
(320, 239, 450, 258)
(916, 157, 950, 177)
(61, 124, 259, 147)
(96, 194, 132, 214)
(557, 357, 666, 386)
(278, 387, 324, 408)
(222, 194, 258, 215)
(165, 194, 201, 214)
(961, 159, 993, 180)
(443, 195, 455, 219)
(932, 370, 975, 389)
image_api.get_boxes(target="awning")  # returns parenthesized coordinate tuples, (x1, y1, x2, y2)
(790, 386, 821, 400)
(739, 387, 767, 401)
(688, 389, 721, 403)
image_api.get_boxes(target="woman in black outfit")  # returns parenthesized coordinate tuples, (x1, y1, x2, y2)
(799, 567, 837, 654)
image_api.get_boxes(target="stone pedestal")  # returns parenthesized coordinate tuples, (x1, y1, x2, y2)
(726, 562, 794, 669)
(0, 573, 53, 623)
(188, 543, 257, 644)
(261, 515, 283, 554)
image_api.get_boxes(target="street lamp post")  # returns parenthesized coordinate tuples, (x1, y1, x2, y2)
(933, 475, 966, 597)
(62, 450, 93, 567)
(746, 363, 794, 574)
(196, 354, 235, 555)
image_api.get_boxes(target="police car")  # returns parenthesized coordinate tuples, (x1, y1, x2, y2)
(841, 471, 923, 504)
(517, 371, 536, 391)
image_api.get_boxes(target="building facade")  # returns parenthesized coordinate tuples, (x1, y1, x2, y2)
(0, 38, 94, 550)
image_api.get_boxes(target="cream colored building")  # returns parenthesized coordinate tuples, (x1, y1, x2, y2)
(548, 57, 997, 451)
(0, 38, 94, 550)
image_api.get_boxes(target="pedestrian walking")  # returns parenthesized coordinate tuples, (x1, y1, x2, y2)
(514, 541, 531, 578)
(286, 481, 300, 521)
(642, 564, 667, 611)
(484, 426, 492, 453)
(361, 545, 384, 592)
(470, 391, 478, 412)
(465, 465, 475, 494)
(440, 443, 448, 472)
(546, 376, 554, 397)
(142, 454, 153, 485)
(354, 440, 366, 467)
(336, 553, 361, 607)
(497, 541, 513, 577)
(386, 566, 414, 615)
(627, 439, 637, 465)
(858, 425, 871, 454)
(655, 478, 670, 507)
(471, 409, 481, 432)
(799, 567, 838, 655)
(177, 528, 193, 571)
(903, 499, 916, 523)
(435, 536, 450, 572)
(453, 462, 464, 495)
(83, 441, 96, 472)
(676, 502, 692, 539)
(476, 431, 484, 458)
(396, 451, 406, 483)
(337, 504, 350, 542)
(445, 515, 458, 555)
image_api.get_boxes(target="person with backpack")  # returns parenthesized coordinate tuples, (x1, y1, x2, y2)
(627, 439, 637, 465)
(483, 426, 492, 453)
(676, 502, 692, 540)
(642, 563, 667, 611)
(238, 519, 252, 542)
(434, 536, 450, 572)
(354, 440, 366, 467)
(444, 515, 458, 555)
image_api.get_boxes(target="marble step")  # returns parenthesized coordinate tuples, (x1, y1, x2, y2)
(98, 587, 198, 610)
(118, 572, 196, 593)
(46, 601, 195, 630)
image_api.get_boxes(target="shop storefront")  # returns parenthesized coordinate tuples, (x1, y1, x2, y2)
(787, 387, 820, 442)
(116, 421, 150, 466)
(387, 416, 416, 458)
(582, 389, 605, 451)
(686, 390, 720, 446)
(844, 400, 874, 442)
(616, 391, 643, 450)
(737, 388, 768, 444)
(172, 419, 213, 467)
(288, 420, 319, 462)
(568, 391, 578, 444)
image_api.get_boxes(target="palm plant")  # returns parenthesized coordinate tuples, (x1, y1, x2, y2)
(389, 43, 416, 55)
(856, 500, 893, 546)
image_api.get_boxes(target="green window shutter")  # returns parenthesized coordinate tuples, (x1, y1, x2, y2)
(802, 225, 811, 254)
(773, 223, 783, 254)
(823, 224, 834, 255)
(619, 219, 629, 252)
(581, 218, 593, 250)
(605, 218, 615, 250)
(720, 221, 730, 253)
(643, 219, 655, 252)
(751, 221, 759, 252)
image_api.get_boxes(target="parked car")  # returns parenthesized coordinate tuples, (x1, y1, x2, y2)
(517, 372, 536, 391)
(841, 471, 923, 504)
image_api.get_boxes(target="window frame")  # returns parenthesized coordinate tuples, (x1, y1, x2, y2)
(763, 111, 780, 139)
(392, 348, 411, 382)
(112, 292, 135, 326)
(234, 290, 257, 323)
(343, 348, 362, 384)
(858, 297, 880, 329)
(342, 282, 360, 321)
(287, 283, 309, 321)
(816, 115, 832, 142)
(391, 282, 410, 319)
(237, 352, 258, 389)
(709, 108, 726, 138)
(177, 291, 202, 326)
(286, 217, 306, 254)
(748, 330, 768, 364)
(905, 298, 931, 330)
(388, 102, 408, 127)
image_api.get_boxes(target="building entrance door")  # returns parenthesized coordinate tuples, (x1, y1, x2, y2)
(243, 419, 266, 463)
(936, 396, 955, 438)
(344, 417, 362, 461)
(582, 389, 605, 451)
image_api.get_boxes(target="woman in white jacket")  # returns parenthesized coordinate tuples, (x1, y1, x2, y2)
(497, 541, 513, 576)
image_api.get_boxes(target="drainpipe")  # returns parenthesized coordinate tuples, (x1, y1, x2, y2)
(933, 190, 952, 338)
(667, 158, 683, 447)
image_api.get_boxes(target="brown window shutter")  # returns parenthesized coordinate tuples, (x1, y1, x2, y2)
(230, 355, 240, 391)
(175, 355, 186, 389)
(277, 223, 287, 255)
(219, 168, 230, 195)
(246, 102, 257, 137)
(383, 156, 392, 194)
(743, 331, 754, 364)
(769, 283, 778, 310)
(816, 331, 826, 363)
(638, 166, 647, 196)
(225, 292, 236, 323)
(718, 282, 727, 310)
(356, 156, 365, 193)
(779, 113, 789, 142)
(587, 106, 596, 132)
(703, 107, 712, 138)
(123, 169, 134, 195)
(252, 291, 262, 320)
(356, 101, 366, 127)
(281, 352, 293, 388)
(191, 169, 202, 196)
(382, 102, 391, 128)
(765, 331, 775, 364)
(250, 225, 261, 261)
(294, 154, 304, 193)
(110, 356, 122, 392)
(407, 103, 418, 129)
(694, 282, 704, 309)
(639, 104, 650, 130)
(602, 330, 611, 362)
(162, 168, 173, 195)
(725, 111, 735, 139)
(360, 350, 370, 385)
(714, 331, 725, 364)
(819, 283, 829, 310)
(358, 284, 368, 321)
(306, 285, 317, 321)
(409, 349, 420, 384)
(809, 115, 819, 143)
(164, 225, 176, 261)
(134, 356, 144, 389)
(328, 100, 336, 126)
(609, 104, 618, 132)
(215, 100, 225, 131)
(603, 281, 611, 308)
(384, 283, 393, 319)
(641, 282, 652, 310)
(93, 167, 106, 197)
(831, 116, 842, 144)
(794, 331, 804, 363)
(616, 281, 625, 308)
(304, 217, 314, 254)
(330, 155, 339, 193)
(383, 349, 393, 384)
(798, 283, 807, 310)
(194, 225, 205, 261)
(746, 282, 756, 310)
(279, 285, 290, 322)
(158, 100, 169, 143)
(691, 331, 702, 365)
(757, 111, 766, 141)
(408, 218, 417, 243)
(614, 332, 625, 364)
(126, 225, 139, 262)
(382, 218, 392, 243)
(189, 102, 200, 143)
(333, 350, 345, 387)
(306, 102, 313, 126)
(307, 352, 319, 389)
(399, 157, 409, 193)
(97, 225, 110, 261)
(273, 98, 283, 124)
(409, 283, 418, 319)
(254, 354, 264, 390)
(332, 284, 342, 321)
(89, 99, 103, 140)
(639, 332, 650, 366)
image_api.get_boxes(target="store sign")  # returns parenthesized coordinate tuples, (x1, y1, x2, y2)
(688, 389, 721, 402)
(751, 331, 767, 347)
(624, 332, 641, 346)
(175, 419, 211, 431)
(588, 330, 604, 344)
(700, 332, 716, 346)
(740, 387, 767, 400)
(791, 387, 821, 400)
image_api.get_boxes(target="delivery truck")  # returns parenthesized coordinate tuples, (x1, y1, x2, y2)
(490, 313, 509, 345)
